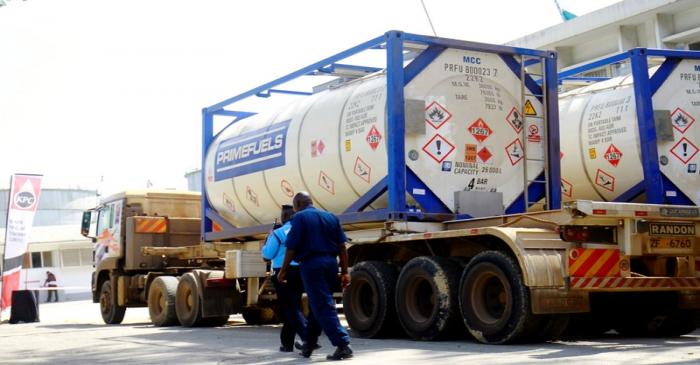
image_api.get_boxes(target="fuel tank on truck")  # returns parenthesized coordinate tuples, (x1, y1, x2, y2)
(559, 59, 700, 205)
(204, 49, 546, 228)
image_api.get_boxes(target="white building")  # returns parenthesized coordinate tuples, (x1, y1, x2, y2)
(1, 188, 98, 301)
(508, 0, 700, 74)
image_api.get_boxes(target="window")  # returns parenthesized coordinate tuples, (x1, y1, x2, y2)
(29, 251, 54, 268)
(61, 248, 93, 267)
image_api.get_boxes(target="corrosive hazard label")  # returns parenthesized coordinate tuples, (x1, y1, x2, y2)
(561, 179, 573, 198)
(422, 134, 455, 163)
(506, 107, 524, 133)
(468, 118, 493, 143)
(524, 100, 537, 116)
(671, 107, 695, 134)
(425, 101, 452, 129)
(318, 171, 335, 194)
(604, 144, 623, 167)
(595, 169, 615, 192)
(505, 139, 524, 165)
(353, 157, 371, 183)
(366, 125, 382, 151)
(670, 137, 699, 164)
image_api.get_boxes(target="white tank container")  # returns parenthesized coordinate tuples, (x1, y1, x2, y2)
(204, 49, 546, 228)
(559, 59, 700, 204)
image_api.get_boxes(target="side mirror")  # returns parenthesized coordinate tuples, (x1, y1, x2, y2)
(81, 210, 94, 238)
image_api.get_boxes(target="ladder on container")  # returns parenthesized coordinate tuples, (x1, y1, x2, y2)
(518, 55, 551, 210)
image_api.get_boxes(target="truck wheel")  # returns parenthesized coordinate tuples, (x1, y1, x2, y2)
(242, 306, 278, 325)
(459, 251, 536, 344)
(148, 276, 180, 327)
(99, 280, 126, 325)
(395, 256, 462, 340)
(343, 261, 399, 338)
(176, 273, 203, 327)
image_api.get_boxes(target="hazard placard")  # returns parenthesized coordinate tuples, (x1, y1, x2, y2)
(422, 134, 455, 163)
(468, 118, 493, 143)
(425, 101, 452, 129)
(477, 146, 493, 164)
(311, 139, 325, 157)
(561, 179, 573, 198)
(318, 171, 335, 194)
(353, 157, 371, 183)
(604, 144, 623, 167)
(246, 186, 259, 206)
(281, 180, 294, 197)
(524, 100, 537, 116)
(595, 169, 615, 192)
(464, 144, 477, 163)
(506, 107, 524, 133)
(670, 137, 699, 164)
(671, 107, 695, 134)
(366, 125, 382, 151)
(505, 139, 524, 165)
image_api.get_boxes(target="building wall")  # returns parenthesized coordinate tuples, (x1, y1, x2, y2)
(508, 0, 700, 72)
(1, 188, 97, 301)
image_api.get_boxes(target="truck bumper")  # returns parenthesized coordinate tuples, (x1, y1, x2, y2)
(569, 276, 700, 291)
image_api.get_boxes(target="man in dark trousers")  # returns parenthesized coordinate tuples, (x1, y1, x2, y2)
(261, 205, 309, 352)
(43, 271, 58, 302)
(278, 192, 353, 361)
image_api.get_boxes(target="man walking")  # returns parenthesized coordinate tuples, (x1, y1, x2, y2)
(278, 192, 353, 361)
(261, 205, 307, 352)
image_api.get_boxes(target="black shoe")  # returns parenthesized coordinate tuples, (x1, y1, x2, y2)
(279, 345, 294, 352)
(294, 341, 320, 351)
(299, 342, 319, 358)
(326, 346, 353, 361)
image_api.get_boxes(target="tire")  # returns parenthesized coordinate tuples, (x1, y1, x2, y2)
(395, 256, 462, 340)
(148, 276, 180, 327)
(459, 251, 537, 344)
(343, 261, 399, 338)
(176, 273, 203, 327)
(242, 306, 278, 325)
(534, 315, 570, 342)
(99, 280, 126, 325)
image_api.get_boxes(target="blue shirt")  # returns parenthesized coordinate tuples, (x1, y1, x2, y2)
(261, 222, 298, 269)
(285, 206, 347, 262)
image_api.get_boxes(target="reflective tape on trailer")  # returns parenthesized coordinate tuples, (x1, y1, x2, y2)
(568, 248, 622, 278)
(134, 217, 168, 233)
(570, 276, 700, 291)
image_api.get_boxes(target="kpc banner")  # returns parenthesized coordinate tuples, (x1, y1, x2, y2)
(1, 174, 42, 310)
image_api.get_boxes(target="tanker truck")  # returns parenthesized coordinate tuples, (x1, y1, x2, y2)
(83, 32, 700, 344)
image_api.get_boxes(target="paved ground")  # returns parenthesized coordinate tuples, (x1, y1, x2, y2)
(1, 300, 700, 364)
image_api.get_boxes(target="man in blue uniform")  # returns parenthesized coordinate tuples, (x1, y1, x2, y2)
(262, 205, 307, 352)
(278, 192, 353, 361)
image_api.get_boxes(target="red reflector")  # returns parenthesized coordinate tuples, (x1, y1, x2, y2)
(635, 211, 648, 217)
(592, 209, 607, 215)
(205, 278, 235, 287)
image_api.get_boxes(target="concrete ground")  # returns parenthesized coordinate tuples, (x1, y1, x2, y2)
(1, 300, 699, 365)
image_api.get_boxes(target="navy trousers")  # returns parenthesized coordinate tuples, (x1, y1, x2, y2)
(299, 255, 350, 347)
(272, 266, 306, 348)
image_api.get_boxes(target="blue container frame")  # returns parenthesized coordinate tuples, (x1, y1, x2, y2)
(201, 31, 560, 241)
(559, 48, 700, 206)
